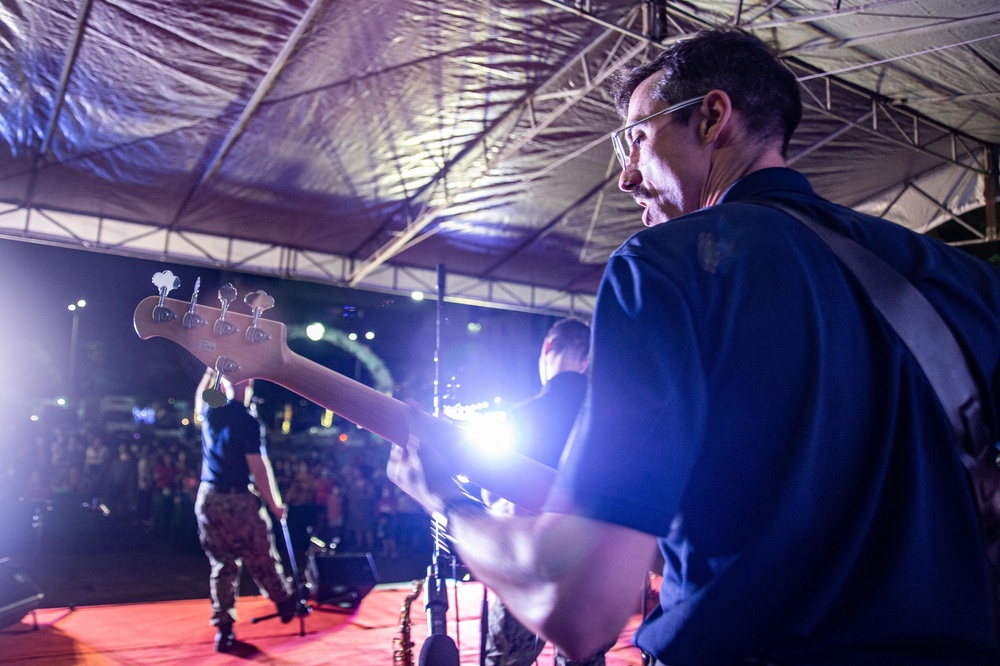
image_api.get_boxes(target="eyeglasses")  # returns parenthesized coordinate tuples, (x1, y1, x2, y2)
(611, 96, 706, 168)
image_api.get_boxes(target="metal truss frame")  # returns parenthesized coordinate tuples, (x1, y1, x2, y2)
(6, 0, 996, 319)
(537, 0, 997, 243)
(0, 204, 598, 316)
(345, 0, 997, 308)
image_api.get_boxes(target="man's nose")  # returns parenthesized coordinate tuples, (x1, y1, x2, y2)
(619, 161, 641, 192)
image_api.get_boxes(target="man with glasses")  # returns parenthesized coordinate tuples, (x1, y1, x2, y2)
(390, 28, 1000, 665)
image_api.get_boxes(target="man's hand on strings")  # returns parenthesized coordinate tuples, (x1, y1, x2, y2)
(387, 402, 465, 518)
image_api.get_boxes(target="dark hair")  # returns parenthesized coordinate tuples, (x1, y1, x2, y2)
(547, 318, 590, 360)
(611, 29, 801, 154)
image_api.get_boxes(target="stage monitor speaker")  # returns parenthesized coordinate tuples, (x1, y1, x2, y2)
(0, 557, 44, 631)
(306, 551, 379, 610)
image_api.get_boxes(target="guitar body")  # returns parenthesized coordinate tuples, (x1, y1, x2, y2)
(134, 295, 554, 512)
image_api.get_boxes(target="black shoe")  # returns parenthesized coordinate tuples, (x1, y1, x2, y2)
(277, 595, 297, 623)
(215, 624, 236, 653)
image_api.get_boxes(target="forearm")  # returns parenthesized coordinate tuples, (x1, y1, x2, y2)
(446, 505, 656, 661)
(194, 367, 215, 414)
(246, 454, 283, 514)
(386, 426, 656, 659)
(447, 508, 557, 620)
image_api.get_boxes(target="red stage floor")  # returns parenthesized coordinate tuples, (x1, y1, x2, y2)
(0, 582, 646, 665)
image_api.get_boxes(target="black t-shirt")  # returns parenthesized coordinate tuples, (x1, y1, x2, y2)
(507, 371, 587, 469)
(200, 400, 265, 488)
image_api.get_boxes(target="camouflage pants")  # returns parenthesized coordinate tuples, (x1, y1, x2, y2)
(485, 596, 611, 666)
(195, 483, 292, 626)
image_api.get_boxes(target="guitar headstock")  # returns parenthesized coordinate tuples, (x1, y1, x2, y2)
(133, 282, 289, 384)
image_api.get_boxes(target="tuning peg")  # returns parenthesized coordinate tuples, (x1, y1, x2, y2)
(201, 356, 241, 408)
(150, 270, 180, 322)
(182, 277, 206, 329)
(244, 290, 275, 343)
(213, 284, 239, 336)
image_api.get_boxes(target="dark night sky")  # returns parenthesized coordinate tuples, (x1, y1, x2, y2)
(0, 238, 561, 433)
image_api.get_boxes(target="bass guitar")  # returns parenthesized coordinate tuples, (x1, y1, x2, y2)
(133, 275, 554, 513)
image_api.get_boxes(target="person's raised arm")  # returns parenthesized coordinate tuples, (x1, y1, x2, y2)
(194, 366, 215, 414)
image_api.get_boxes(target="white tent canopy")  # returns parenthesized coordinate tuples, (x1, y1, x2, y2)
(1, 0, 997, 315)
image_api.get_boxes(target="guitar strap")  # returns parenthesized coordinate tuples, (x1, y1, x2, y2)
(750, 199, 1000, 637)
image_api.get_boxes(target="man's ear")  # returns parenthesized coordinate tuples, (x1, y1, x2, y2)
(699, 89, 733, 145)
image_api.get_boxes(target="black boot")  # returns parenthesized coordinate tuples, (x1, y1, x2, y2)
(215, 622, 236, 652)
(276, 595, 297, 623)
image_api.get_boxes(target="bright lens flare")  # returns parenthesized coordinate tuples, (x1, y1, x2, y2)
(461, 412, 514, 457)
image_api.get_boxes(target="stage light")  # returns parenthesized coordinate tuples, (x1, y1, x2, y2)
(306, 323, 326, 341)
(467, 322, 482, 334)
(56, 397, 66, 406)
(443, 401, 490, 421)
(411, 291, 425, 301)
(365, 331, 375, 340)
(348, 332, 358, 341)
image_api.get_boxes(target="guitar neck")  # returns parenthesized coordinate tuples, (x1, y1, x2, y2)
(271, 350, 555, 513)
(133, 294, 554, 512)
(275, 351, 410, 445)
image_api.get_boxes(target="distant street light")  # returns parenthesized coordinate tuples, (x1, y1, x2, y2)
(68, 299, 87, 404)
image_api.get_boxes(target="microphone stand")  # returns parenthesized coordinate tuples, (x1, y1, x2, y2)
(418, 262, 460, 666)
(251, 516, 311, 636)
(418, 518, 460, 666)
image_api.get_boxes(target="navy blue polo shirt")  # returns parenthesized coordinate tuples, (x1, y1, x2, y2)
(547, 168, 1000, 663)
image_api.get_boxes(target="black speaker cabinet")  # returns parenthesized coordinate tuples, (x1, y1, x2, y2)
(306, 551, 379, 610)
(0, 557, 44, 630)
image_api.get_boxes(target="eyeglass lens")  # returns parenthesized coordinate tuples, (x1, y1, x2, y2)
(611, 96, 706, 168)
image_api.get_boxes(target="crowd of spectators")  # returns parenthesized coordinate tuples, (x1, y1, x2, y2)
(0, 421, 435, 560)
